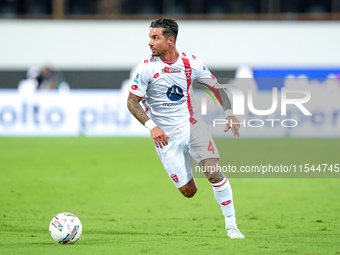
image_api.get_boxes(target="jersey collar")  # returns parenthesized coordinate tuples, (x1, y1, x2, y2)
(160, 51, 180, 65)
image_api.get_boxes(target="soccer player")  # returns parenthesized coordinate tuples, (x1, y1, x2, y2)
(127, 18, 244, 239)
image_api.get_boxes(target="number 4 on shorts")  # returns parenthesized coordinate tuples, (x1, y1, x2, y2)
(208, 141, 215, 154)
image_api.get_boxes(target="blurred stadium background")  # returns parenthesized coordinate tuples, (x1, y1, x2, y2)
(1, 2, 340, 254)
(0, 0, 339, 136)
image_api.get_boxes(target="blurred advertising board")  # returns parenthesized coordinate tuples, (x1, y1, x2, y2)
(0, 78, 339, 137)
(0, 90, 148, 137)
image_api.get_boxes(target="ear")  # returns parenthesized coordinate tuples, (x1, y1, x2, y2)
(168, 36, 175, 45)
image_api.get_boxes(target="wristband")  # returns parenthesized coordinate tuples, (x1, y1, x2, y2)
(224, 109, 234, 118)
(145, 119, 157, 131)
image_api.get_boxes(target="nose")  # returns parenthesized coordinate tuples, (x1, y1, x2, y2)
(148, 39, 153, 47)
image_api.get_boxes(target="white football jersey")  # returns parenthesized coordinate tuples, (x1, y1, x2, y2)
(129, 51, 217, 136)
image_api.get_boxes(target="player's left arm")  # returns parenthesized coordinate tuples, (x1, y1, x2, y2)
(216, 88, 240, 137)
(194, 56, 240, 136)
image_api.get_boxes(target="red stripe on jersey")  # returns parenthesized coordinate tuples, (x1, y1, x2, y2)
(181, 57, 197, 125)
(212, 178, 227, 188)
(129, 91, 144, 99)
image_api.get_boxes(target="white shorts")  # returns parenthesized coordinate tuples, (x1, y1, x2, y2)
(156, 119, 220, 188)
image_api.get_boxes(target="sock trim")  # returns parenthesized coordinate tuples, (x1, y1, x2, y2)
(212, 178, 227, 188)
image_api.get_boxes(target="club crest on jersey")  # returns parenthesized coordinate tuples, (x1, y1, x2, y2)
(162, 67, 181, 74)
(167, 85, 184, 101)
(171, 174, 179, 183)
(185, 68, 192, 79)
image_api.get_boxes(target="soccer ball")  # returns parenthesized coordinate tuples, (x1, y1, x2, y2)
(49, 212, 82, 244)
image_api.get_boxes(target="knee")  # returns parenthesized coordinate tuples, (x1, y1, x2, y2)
(181, 186, 197, 198)
(178, 178, 197, 198)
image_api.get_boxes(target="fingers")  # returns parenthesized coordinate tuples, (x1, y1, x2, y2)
(225, 117, 240, 137)
(233, 126, 240, 137)
(231, 121, 240, 137)
(162, 135, 168, 146)
(160, 135, 169, 148)
(154, 135, 169, 148)
(150, 127, 169, 148)
(228, 125, 240, 137)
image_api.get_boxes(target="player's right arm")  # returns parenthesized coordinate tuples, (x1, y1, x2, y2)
(127, 92, 168, 148)
(127, 58, 169, 148)
(127, 92, 149, 125)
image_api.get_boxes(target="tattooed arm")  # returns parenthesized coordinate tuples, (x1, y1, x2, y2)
(127, 92, 149, 125)
(127, 92, 169, 148)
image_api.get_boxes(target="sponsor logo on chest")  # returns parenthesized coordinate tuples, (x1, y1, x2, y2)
(162, 66, 181, 74)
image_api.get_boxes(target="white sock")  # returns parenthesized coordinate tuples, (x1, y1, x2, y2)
(211, 178, 236, 227)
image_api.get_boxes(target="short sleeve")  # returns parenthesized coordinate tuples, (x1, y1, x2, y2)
(195, 57, 218, 88)
(129, 59, 151, 98)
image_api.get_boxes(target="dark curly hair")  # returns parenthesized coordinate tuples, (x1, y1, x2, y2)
(150, 18, 178, 42)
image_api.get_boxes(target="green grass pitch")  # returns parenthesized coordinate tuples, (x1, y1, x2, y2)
(0, 137, 339, 255)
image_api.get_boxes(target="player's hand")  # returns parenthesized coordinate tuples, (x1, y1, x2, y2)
(150, 126, 169, 148)
(225, 116, 240, 137)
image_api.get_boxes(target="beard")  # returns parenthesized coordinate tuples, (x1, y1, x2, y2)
(150, 48, 160, 56)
